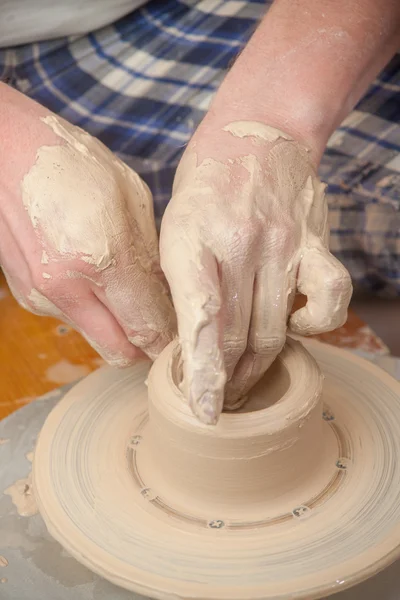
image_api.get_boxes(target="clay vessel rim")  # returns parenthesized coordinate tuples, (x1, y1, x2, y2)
(148, 336, 323, 437)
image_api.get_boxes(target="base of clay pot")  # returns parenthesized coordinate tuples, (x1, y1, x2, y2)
(33, 338, 400, 600)
(138, 338, 338, 522)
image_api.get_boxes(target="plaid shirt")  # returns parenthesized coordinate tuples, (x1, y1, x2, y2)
(1, 0, 399, 295)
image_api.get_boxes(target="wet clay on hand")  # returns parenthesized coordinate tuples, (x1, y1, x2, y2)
(0, 84, 175, 367)
(160, 122, 352, 425)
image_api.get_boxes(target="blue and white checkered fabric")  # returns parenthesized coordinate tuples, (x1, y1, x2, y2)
(1, 0, 399, 295)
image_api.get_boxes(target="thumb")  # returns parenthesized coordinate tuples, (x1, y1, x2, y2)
(290, 246, 352, 335)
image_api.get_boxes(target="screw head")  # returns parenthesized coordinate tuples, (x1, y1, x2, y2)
(129, 435, 142, 447)
(292, 506, 310, 518)
(208, 519, 225, 529)
(323, 409, 335, 421)
(140, 488, 156, 501)
(336, 458, 349, 470)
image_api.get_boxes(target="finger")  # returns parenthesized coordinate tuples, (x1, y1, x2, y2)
(50, 286, 146, 366)
(95, 171, 176, 361)
(98, 260, 176, 361)
(121, 166, 161, 272)
(224, 266, 290, 409)
(0, 219, 38, 311)
(290, 246, 353, 335)
(219, 264, 254, 383)
(160, 225, 225, 425)
(1, 269, 33, 312)
(17, 273, 146, 366)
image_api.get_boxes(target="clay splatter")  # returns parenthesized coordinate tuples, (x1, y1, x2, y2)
(4, 472, 38, 517)
(0, 556, 8, 567)
(0, 577, 7, 583)
(15, 396, 35, 406)
(26, 451, 34, 463)
(45, 360, 91, 384)
(0, 439, 9, 446)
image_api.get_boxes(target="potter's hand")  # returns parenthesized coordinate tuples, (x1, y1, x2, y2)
(160, 122, 352, 424)
(0, 85, 175, 365)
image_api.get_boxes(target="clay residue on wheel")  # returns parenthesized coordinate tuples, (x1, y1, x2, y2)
(4, 472, 38, 517)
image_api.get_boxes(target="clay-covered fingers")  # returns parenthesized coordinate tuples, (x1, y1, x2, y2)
(290, 246, 353, 335)
(224, 266, 290, 409)
(219, 262, 254, 384)
(56, 290, 147, 365)
(4, 268, 145, 365)
(95, 261, 175, 362)
(160, 226, 226, 425)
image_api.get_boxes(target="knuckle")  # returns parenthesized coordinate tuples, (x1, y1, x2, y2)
(323, 265, 352, 293)
(220, 223, 256, 263)
(128, 329, 158, 348)
(223, 338, 247, 359)
(31, 272, 49, 293)
(128, 327, 172, 360)
(249, 334, 285, 357)
(235, 221, 257, 244)
(267, 225, 295, 255)
(227, 226, 247, 253)
(28, 273, 71, 318)
(31, 273, 61, 302)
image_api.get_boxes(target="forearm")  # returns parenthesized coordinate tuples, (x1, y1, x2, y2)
(205, 0, 400, 163)
(0, 83, 59, 196)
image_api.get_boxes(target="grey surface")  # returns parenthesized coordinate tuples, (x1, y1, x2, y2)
(0, 387, 146, 600)
(1, 364, 400, 600)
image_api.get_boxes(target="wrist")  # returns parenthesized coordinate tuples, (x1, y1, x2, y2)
(177, 119, 318, 205)
(203, 0, 400, 165)
(204, 96, 328, 167)
(0, 84, 60, 197)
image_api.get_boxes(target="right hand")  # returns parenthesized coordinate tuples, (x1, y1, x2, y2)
(0, 85, 176, 366)
(160, 120, 353, 424)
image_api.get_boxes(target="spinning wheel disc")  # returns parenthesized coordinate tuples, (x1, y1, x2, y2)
(33, 339, 400, 600)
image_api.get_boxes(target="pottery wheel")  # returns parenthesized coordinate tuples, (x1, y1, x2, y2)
(33, 337, 400, 600)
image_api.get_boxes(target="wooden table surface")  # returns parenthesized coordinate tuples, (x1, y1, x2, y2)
(0, 270, 388, 420)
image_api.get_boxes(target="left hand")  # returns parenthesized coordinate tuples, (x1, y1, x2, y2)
(0, 86, 176, 366)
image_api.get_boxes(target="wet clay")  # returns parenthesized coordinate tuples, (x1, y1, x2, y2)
(33, 337, 400, 599)
(19, 115, 175, 364)
(5, 472, 38, 517)
(138, 338, 337, 520)
(45, 360, 91, 384)
(0, 556, 8, 567)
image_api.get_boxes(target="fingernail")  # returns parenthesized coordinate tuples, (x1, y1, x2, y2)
(190, 391, 221, 426)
